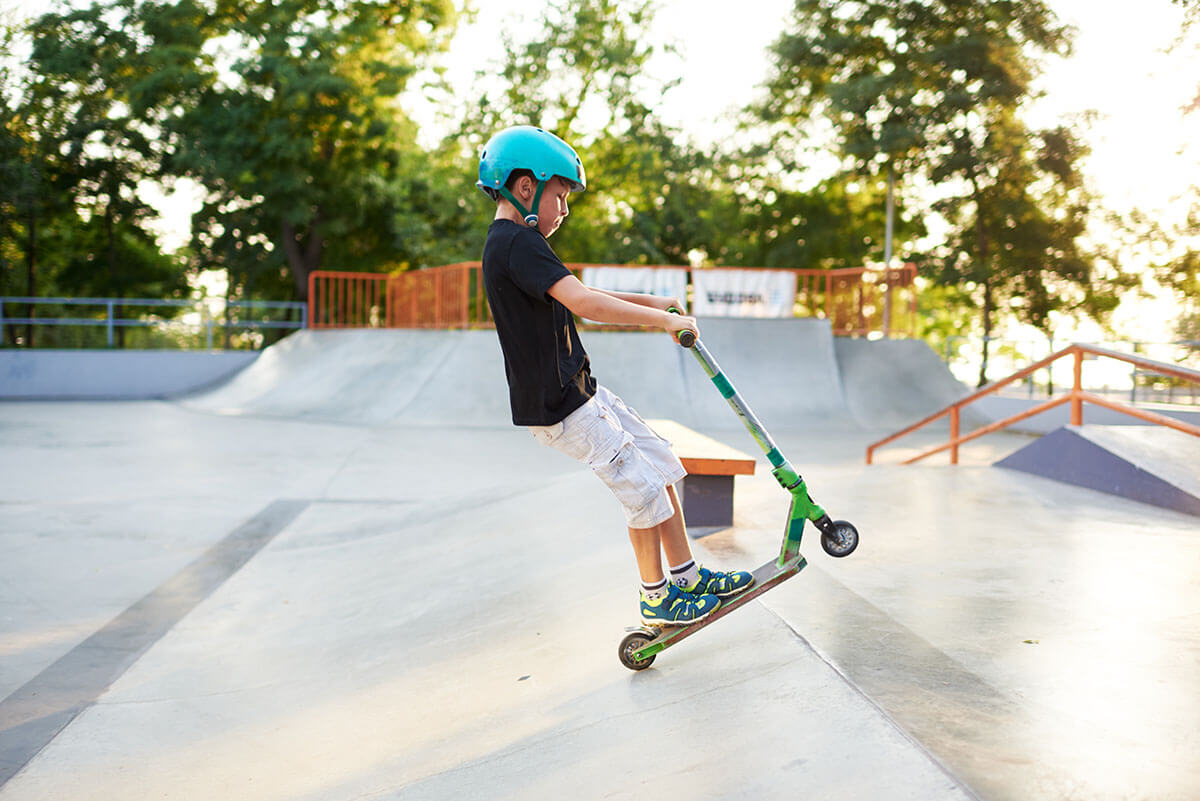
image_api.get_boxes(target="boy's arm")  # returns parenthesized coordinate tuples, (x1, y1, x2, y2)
(548, 275, 696, 338)
(591, 287, 682, 314)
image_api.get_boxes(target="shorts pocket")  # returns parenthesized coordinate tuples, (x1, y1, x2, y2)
(529, 421, 565, 446)
(592, 440, 661, 511)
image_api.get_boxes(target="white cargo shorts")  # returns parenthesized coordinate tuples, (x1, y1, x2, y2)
(529, 385, 687, 529)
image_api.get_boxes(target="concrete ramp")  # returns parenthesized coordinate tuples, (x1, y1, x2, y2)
(184, 320, 978, 437)
(589, 317, 848, 432)
(835, 337, 983, 431)
(185, 319, 853, 431)
(995, 424, 1200, 516)
(183, 329, 511, 427)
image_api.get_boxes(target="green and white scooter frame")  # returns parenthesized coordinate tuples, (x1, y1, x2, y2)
(676, 322, 839, 569)
(620, 317, 856, 670)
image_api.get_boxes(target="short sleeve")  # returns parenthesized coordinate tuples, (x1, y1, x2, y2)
(507, 228, 571, 301)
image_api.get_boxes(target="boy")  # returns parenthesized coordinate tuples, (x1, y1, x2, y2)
(476, 125, 754, 626)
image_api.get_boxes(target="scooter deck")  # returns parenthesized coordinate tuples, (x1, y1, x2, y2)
(631, 554, 807, 662)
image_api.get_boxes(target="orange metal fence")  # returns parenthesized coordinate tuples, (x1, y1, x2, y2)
(308, 262, 918, 335)
(816, 265, 916, 337)
(386, 262, 477, 328)
(308, 271, 389, 329)
(866, 344, 1200, 465)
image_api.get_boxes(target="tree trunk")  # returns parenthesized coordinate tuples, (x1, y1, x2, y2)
(971, 177, 993, 389)
(883, 163, 895, 339)
(105, 200, 126, 348)
(280, 210, 325, 302)
(24, 206, 36, 347)
(978, 276, 994, 389)
(222, 267, 232, 350)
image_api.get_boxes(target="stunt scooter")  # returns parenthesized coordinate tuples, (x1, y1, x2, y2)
(618, 317, 860, 671)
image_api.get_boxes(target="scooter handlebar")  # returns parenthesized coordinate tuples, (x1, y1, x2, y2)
(667, 307, 697, 348)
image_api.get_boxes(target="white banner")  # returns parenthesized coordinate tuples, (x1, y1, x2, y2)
(692, 269, 798, 318)
(580, 266, 689, 308)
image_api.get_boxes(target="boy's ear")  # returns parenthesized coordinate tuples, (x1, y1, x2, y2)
(514, 174, 536, 199)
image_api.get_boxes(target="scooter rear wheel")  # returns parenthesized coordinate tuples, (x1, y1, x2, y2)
(619, 630, 658, 671)
(821, 520, 859, 558)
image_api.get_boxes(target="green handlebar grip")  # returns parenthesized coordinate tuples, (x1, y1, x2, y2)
(666, 307, 696, 348)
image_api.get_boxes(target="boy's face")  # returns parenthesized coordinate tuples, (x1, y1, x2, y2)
(534, 176, 571, 238)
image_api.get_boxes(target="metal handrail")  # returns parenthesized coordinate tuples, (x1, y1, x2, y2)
(866, 343, 1200, 465)
(1, 296, 307, 348)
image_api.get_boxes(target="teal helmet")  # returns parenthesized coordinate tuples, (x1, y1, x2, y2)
(476, 125, 586, 227)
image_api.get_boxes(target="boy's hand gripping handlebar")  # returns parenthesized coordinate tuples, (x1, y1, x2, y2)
(667, 307, 697, 348)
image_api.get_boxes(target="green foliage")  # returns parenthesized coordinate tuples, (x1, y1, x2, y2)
(2, 1, 188, 337)
(8, 0, 459, 309)
(465, 0, 671, 144)
(455, 0, 705, 265)
(1112, 202, 1200, 343)
(931, 117, 1128, 328)
(762, 0, 1133, 383)
(165, 0, 459, 299)
(915, 282, 977, 361)
(716, 173, 923, 269)
(13, 0, 1164, 360)
(454, 0, 912, 272)
(764, 0, 1070, 178)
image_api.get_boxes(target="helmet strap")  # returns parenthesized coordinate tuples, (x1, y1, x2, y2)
(499, 180, 547, 228)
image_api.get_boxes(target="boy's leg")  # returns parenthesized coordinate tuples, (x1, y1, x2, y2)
(629, 488, 722, 625)
(631, 485, 752, 600)
(628, 525, 666, 584)
(656, 485, 694, 568)
(659, 484, 756, 599)
(628, 486, 690, 580)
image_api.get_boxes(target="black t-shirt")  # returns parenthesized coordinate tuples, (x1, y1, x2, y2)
(482, 219, 597, 426)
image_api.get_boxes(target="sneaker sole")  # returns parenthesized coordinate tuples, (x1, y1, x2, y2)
(713, 578, 756, 599)
(640, 601, 722, 627)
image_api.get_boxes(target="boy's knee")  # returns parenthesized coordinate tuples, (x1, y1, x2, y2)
(625, 487, 675, 530)
(594, 439, 664, 514)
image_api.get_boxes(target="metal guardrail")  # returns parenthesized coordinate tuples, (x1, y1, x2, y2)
(0, 296, 307, 349)
(308, 262, 920, 337)
(944, 335, 1200, 405)
(868, 344, 1200, 465)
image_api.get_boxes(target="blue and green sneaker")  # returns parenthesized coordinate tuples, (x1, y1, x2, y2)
(684, 565, 755, 598)
(641, 583, 721, 626)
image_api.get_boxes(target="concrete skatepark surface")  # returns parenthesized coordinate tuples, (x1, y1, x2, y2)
(2, 320, 1198, 800)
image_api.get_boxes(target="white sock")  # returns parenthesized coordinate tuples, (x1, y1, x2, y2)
(641, 577, 669, 603)
(669, 559, 700, 589)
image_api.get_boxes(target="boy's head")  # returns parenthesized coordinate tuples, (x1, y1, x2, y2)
(477, 126, 586, 236)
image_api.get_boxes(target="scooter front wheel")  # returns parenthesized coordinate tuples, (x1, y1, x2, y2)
(821, 520, 859, 558)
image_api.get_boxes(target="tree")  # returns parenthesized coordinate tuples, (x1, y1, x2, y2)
(22, 3, 189, 344)
(1112, 203, 1200, 349)
(714, 170, 922, 270)
(1170, 0, 1200, 348)
(165, 0, 458, 300)
(453, 0, 703, 265)
(450, 0, 892, 272)
(1, 21, 58, 345)
(1156, 205, 1199, 346)
(21, 0, 458, 306)
(763, 0, 1126, 383)
(930, 116, 1134, 383)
